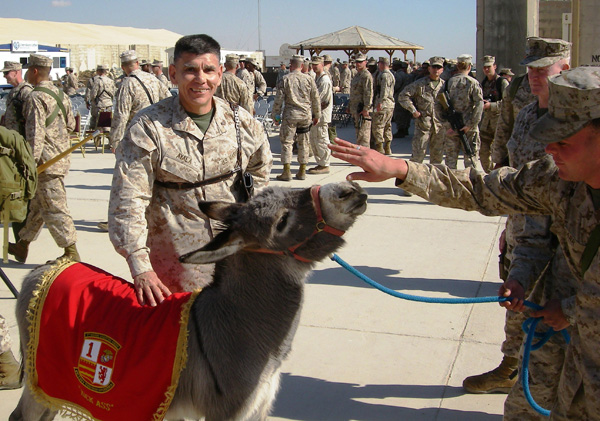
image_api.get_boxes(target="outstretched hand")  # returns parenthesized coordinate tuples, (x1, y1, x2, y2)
(499, 278, 526, 311)
(133, 271, 172, 307)
(328, 138, 409, 183)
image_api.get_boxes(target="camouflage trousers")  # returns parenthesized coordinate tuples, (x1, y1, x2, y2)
(309, 120, 331, 167)
(444, 129, 480, 169)
(352, 113, 371, 147)
(0, 315, 11, 353)
(371, 108, 393, 146)
(479, 125, 495, 173)
(18, 173, 77, 248)
(410, 125, 445, 164)
(279, 118, 311, 165)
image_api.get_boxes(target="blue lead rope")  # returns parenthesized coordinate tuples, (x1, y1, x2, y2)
(330, 253, 570, 417)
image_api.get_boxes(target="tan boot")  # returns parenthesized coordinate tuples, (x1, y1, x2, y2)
(276, 164, 292, 181)
(7, 240, 29, 263)
(295, 164, 307, 180)
(384, 141, 392, 155)
(307, 165, 330, 175)
(58, 244, 81, 262)
(0, 350, 22, 390)
(462, 356, 518, 394)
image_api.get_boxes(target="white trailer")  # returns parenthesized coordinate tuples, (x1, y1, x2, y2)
(0, 40, 70, 86)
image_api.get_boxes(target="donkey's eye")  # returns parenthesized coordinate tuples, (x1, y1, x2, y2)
(276, 212, 289, 232)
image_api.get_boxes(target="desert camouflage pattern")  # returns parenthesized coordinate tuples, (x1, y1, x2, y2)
(479, 74, 509, 172)
(237, 68, 254, 98)
(398, 76, 445, 163)
(349, 69, 373, 147)
(63, 72, 78, 96)
(338, 66, 351, 94)
(252, 69, 267, 97)
(109, 96, 272, 292)
(109, 68, 171, 150)
(401, 157, 600, 420)
(85, 75, 116, 129)
(215, 72, 253, 114)
(3, 81, 33, 135)
(156, 73, 171, 89)
(436, 73, 483, 168)
(331, 65, 340, 88)
(393, 70, 412, 135)
(492, 74, 535, 165)
(371, 69, 395, 147)
(273, 69, 321, 165)
(310, 72, 333, 167)
(0, 315, 10, 353)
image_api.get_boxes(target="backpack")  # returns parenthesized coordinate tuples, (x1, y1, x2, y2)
(0, 126, 38, 222)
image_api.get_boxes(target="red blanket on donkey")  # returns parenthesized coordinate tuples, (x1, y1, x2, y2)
(25, 260, 198, 421)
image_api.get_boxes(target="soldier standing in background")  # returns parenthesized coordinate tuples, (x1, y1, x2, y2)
(2, 61, 33, 135)
(338, 61, 351, 94)
(215, 54, 253, 113)
(323, 54, 340, 92)
(308, 56, 332, 175)
(151, 60, 171, 89)
(398, 56, 446, 165)
(435, 54, 483, 169)
(349, 53, 373, 148)
(85, 64, 116, 130)
(140, 60, 151, 73)
(371, 57, 395, 155)
(8, 54, 78, 264)
(244, 57, 266, 101)
(272, 55, 321, 181)
(498, 68, 514, 83)
(109, 50, 171, 152)
(392, 60, 412, 139)
(63, 67, 78, 96)
(479, 55, 509, 173)
(276, 62, 288, 87)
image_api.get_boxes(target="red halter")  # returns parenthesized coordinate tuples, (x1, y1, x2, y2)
(248, 185, 346, 263)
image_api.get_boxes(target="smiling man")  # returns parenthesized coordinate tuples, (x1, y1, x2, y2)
(108, 34, 273, 306)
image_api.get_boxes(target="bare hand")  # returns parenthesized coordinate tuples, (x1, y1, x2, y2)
(360, 109, 370, 117)
(499, 278, 526, 311)
(483, 101, 491, 110)
(328, 138, 408, 182)
(412, 111, 421, 118)
(312, 117, 319, 126)
(530, 299, 570, 331)
(461, 125, 471, 133)
(133, 271, 172, 307)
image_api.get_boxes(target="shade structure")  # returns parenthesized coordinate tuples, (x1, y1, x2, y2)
(288, 26, 423, 62)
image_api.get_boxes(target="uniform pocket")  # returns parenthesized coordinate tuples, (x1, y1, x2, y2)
(158, 154, 199, 183)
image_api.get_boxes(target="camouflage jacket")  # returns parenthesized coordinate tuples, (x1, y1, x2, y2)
(156, 73, 170, 89)
(24, 80, 75, 176)
(252, 70, 267, 97)
(109, 69, 171, 149)
(237, 68, 254, 96)
(85, 75, 116, 109)
(398, 76, 445, 130)
(64, 73, 78, 96)
(215, 72, 253, 114)
(349, 69, 373, 114)
(272, 69, 321, 122)
(480, 74, 509, 132)
(3, 81, 33, 135)
(339, 67, 351, 93)
(108, 95, 273, 292)
(435, 73, 483, 131)
(491, 74, 535, 165)
(400, 157, 600, 412)
(374, 69, 395, 110)
(314, 72, 333, 123)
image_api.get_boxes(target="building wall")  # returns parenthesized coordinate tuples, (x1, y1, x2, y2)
(573, 0, 600, 66)
(539, 0, 572, 39)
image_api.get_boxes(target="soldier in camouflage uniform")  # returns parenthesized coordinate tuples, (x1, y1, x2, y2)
(330, 66, 600, 421)
(435, 54, 483, 169)
(244, 57, 266, 102)
(479, 55, 509, 173)
(109, 50, 171, 152)
(371, 57, 395, 155)
(236, 57, 255, 105)
(323, 55, 340, 92)
(272, 54, 321, 181)
(63, 67, 78, 96)
(338, 61, 351, 94)
(215, 54, 253, 114)
(85, 64, 116, 129)
(109, 34, 272, 306)
(392, 60, 412, 139)
(398, 56, 445, 164)
(463, 37, 572, 407)
(8, 54, 78, 264)
(151, 60, 171, 89)
(307, 56, 332, 175)
(349, 53, 373, 148)
(2, 61, 33, 135)
(0, 314, 21, 390)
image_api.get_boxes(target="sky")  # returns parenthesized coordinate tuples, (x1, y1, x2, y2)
(4, 0, 476, 62)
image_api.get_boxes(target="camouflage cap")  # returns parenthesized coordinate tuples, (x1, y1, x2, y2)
(322, 54, 333, 62)
(151, 59, 163, 67)
(23, 54, 53, 68)
(378, 57, 390, 65)
(1, 61, 22, 72)
(529, 67, 600, 144)
(367, 58, 377, 66)
(291, 54, 304, 64)
(457, 54, 472, 64)
(311, 55, 324, 65)
(422, 60, 430, 66)
(482, 55, 495, 66)
(354, 53, 367, 62)
(120, 50, 138, 64)
(225, 54, 239, 64)
(520, 37, 571, 68)
(429, 56, 444, 67)
(499, 68, 514, 76)
(96, 64, 109, 71)
(244, 56, 257, 66)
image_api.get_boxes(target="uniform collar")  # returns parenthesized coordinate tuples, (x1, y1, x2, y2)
(172, 96, 229, 140)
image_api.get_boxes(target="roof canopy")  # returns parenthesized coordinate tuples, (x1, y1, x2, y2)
(288, 26, 423, 61)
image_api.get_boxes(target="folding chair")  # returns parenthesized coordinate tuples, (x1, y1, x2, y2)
(94, 111, 112, 153)
(69, 113, 86, 157)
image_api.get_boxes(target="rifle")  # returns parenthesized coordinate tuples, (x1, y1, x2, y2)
(438, 91, 476, 166)
(37, 130, 100, 174)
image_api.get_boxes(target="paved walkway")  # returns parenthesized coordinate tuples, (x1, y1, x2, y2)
(0, 123, 509, 420)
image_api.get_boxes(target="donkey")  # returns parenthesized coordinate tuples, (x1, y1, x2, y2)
(11, 181, 367, 421)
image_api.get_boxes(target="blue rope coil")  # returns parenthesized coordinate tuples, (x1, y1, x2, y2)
(330, 253, 571, 417)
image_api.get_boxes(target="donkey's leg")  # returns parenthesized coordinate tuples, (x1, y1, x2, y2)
(9, 386, 58, 421)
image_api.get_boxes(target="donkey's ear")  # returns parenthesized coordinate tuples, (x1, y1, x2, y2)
(180, 229, 245, 264)
(199, 201, 244, 222)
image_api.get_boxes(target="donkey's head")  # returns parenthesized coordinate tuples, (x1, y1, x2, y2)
(180, 181, 367, 264)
